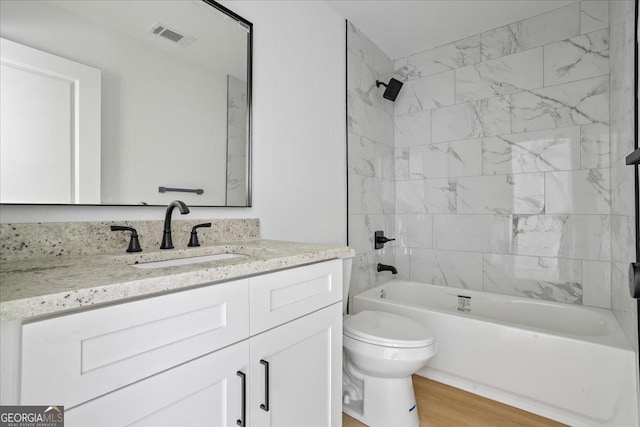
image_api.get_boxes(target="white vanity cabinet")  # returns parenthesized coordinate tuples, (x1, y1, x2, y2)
(12, 259, 343, 427)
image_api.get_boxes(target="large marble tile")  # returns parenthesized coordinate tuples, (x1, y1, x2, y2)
(394, 111, 430, 147)
(511, 75, 609, 133)
(394, 246, 411, 282)
(609, 1, 634, 130)
(610, 69, 635, 162)
(347, 22, 374, 69)
(348, 41, 393, 117)
(456, 48, 543, 103)
(395, 147, 410, 180)
(609, 96, 635, 166)
(483, 254, 582, 304)
(433, 214, 512, 253)
(545, 169, 610, 215)
(348, 174, 395, 215)
(611, 214, 635, 263)
(457, 174, 544, 215)
(348, 213, 394, 254)
(480, 3, 580, 60)
(407, 35, 481, 79)
(610, 163, 635, 217)
(395, 180, 426, 214)
(395, 214, 433, 249)
(396, 179, 456, 214)
(409, 139, 482, 179)
(432, 96, 511, 143)
(372, 36, 393, 81)
(582, 260, 611, 309)
(512, 214, 610, 260)
(347, 133, 394, 180)
(394, 71, 455, 116)
(611, 261, 639, 353)
(543, 29, 609, 86)
(347, 21, 393, 85)
(409, 248, 483, 290)
(581, 1, 609, 35)
(348, 92, 394, 146)
(347, 48, 362, 97)
(482, 127, 581, 175)
(581, 122, 610, 169)
(350, 252, 377, 299)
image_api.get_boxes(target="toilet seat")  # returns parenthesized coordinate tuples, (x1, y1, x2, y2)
(343, 310, 434, 348)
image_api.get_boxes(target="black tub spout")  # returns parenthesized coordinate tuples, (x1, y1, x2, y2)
(377, 263, 397, 274)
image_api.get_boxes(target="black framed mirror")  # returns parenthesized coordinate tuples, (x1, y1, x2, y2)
(0, 0, 252, 207)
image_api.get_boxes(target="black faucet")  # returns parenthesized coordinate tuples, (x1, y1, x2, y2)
(160, 200, 190, 249)
(377, 263, 397, 274)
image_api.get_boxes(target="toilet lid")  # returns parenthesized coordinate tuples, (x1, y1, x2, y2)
(343, 310, 435, 348)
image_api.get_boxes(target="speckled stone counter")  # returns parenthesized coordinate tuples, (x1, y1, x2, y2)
(0, 219, 350, 321)
(0, 239, 350, 321)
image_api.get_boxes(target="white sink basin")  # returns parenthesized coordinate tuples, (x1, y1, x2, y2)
(132, 253, 247, 269)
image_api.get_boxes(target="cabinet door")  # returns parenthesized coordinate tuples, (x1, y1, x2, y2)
(65, 340, 249, 427)
(249, 303, 342, 427)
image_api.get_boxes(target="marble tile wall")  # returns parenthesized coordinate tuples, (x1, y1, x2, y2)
(609, 0, 638, 352)
(226, 75, 248, 206)
(347, 23, 396, 305)
(392, 1, 614, 308)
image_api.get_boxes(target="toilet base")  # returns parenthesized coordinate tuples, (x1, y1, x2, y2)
(343, 374, 419, 427)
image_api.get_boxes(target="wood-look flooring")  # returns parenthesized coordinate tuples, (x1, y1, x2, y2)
(342, 376, 566, 427)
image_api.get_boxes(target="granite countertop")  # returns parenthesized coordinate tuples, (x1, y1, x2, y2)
(0, 240, 351, 322)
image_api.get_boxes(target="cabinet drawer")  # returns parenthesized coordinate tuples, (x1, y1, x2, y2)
(249, 259, 342, 335)
(21, 279, 249, 409)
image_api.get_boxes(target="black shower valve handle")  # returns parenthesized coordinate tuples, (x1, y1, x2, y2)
(374, 230, 395, 249)
(376, 236, 395, 244)
(188, 223, 212, 247)
(110, 225, 142, 253)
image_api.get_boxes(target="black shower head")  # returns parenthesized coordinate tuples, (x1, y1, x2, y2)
(376, 78, 403, 101)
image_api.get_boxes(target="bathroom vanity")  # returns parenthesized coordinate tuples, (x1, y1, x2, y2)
(0, 220, 348, 426)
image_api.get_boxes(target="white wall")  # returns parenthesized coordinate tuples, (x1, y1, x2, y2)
(0, 1, 347, 246)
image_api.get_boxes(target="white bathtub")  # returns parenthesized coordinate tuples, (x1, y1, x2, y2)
(353, 280, 639, 427)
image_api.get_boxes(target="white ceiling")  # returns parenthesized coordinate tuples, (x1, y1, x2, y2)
(326, 0, 575, 59)
(45, 0, 248, 78)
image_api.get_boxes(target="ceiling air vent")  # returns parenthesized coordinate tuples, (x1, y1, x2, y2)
(149, 23, 195, 47)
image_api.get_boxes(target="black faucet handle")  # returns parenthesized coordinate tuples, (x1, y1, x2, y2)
(377, 236, 396, 243)
(188, 223, 212, 247)
(110, 225, 142, 253)
(374, 230, 395, 249)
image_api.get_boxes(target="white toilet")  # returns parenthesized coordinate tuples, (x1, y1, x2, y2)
(342, 252, 436, 427)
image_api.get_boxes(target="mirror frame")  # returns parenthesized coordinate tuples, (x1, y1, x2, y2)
(0, 0, 253, 208)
